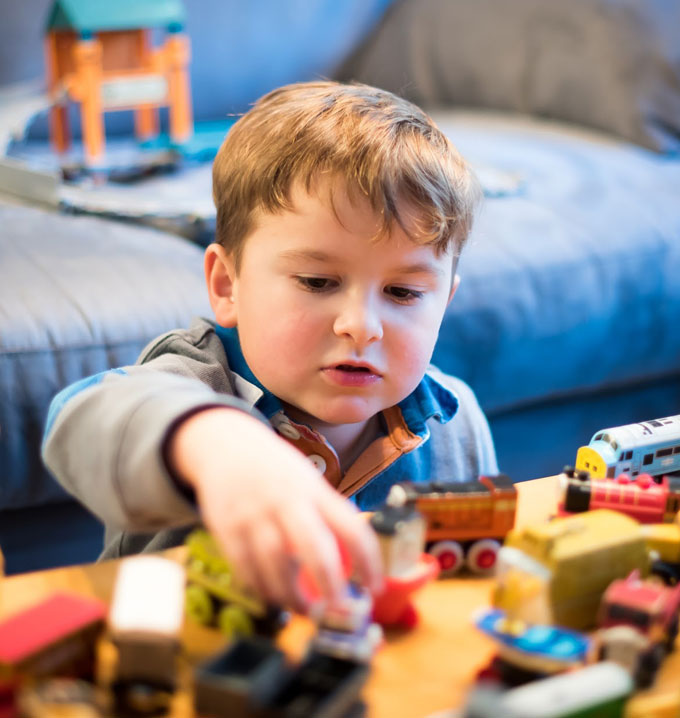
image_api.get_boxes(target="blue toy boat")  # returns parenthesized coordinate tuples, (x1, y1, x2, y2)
(475, 608, 592, 674)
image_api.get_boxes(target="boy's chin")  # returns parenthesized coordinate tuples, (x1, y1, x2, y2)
(293, 399, 382, 427)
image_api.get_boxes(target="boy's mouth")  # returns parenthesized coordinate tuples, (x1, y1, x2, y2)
(331, 362, 381, 375)
(336, 364, 370, 373)
(321, 362, 382, 387)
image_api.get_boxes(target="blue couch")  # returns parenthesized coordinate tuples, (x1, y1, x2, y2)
(2, 0, 679, 574)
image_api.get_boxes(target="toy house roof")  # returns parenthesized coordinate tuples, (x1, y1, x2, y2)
(45, 0, 186, 33)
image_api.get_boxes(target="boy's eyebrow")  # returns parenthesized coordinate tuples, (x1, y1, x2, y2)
(278, 249, 446, 278)
(392, 262, 447, 278)
(278, 249, 334, 263)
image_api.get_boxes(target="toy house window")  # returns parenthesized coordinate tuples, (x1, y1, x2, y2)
(594, 433, 603, 441)
(673, 447, 680, 454)
(643, 454, 654, 465)
(656, 448, 673, 458)
(625, 451, 633, 460)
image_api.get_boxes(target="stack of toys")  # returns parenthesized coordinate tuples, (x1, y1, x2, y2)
(3, 415, 680, 717)
(462, 414, 680, 718)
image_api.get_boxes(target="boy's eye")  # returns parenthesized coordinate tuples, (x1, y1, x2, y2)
(295, 276, 337, 291)
(386, 286, 424, 303)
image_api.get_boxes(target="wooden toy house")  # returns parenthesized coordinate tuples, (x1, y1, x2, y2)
(44, 0, 193, 166)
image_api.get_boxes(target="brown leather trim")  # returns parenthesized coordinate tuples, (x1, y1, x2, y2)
(336, 406, 422, 496)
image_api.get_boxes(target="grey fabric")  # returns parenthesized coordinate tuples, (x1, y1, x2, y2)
(338, 0, 680, 153)
(42, 320, 259, 531)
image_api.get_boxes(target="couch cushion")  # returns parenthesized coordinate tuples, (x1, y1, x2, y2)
(430, 111, 680, 414)
(0, 203, 210, 510)
(339, 0, 680, 153)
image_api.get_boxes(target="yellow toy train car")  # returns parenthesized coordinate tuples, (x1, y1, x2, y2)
(492, 509, 650, 630)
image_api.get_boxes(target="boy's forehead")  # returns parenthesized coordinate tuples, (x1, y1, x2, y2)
(275, 177, 436, 249)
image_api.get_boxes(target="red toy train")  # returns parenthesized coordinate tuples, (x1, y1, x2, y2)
(559, 467, 680, 524)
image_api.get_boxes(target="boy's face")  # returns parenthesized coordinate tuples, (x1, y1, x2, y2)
(208, 181, 459, 430)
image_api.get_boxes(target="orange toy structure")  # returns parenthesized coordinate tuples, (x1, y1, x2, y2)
(44, 0, 193, 166)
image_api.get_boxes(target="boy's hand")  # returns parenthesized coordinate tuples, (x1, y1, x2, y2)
(168, 407, 383, 612)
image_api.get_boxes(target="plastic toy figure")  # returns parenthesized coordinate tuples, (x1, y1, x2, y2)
(108, 555, 185, 715)
(383, 475, 516, 577)
(184, 529, 285, 639)
(492, 509, 651, 630)
(596, 569, 680, 687)
(463, 661, 633, 718)
(311, 582, 383, 662)
(575, 414, 680, 481)
(44, 0, 193, 166)
(369, 487, 439, 629)
(559, 467, 680, 523)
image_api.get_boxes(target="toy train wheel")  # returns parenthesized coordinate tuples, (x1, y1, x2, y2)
(428, 540, 464, 576)
(186, 583, 214, 626)
(217, 604, 254, 639)
(466, 539, 501, 575)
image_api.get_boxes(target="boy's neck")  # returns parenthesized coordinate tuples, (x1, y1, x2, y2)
(282, 407, 381, 472)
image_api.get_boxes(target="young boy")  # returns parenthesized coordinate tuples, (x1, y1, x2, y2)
(43, 81, 498, 611)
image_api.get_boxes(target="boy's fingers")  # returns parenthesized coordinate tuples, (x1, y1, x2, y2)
(318, 494, 384, 594)
(211, 529, 261, 596)
(247, 520, 303, 609)
(277, 506, 346, 606)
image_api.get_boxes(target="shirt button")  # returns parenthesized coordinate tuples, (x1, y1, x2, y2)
(277, 421, 301, 440)
(308, 454, 327, 473)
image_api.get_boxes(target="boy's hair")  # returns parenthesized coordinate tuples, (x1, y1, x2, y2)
(212, 81, 481, 271)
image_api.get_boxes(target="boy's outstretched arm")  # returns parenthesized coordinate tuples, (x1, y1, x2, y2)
(168, 407, 383, 611)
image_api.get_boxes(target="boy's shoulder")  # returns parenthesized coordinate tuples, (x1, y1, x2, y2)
(129, 317, 242, 398)
(137, 317, 221, 364)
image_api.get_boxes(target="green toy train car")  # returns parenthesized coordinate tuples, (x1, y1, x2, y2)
(184, 529, 285, 639)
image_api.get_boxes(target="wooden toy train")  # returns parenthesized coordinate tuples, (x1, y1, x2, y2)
(382, 474, 517, 577)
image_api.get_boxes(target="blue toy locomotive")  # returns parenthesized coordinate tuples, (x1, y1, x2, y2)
(575, 415, 680, 481)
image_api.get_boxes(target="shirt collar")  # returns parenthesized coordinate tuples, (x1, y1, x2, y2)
(397, 370, 459, 437)
(215, 325, 459, 436)
(214, 325, 283, 418)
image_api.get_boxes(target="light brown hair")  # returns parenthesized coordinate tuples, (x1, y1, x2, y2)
(212, 81, 481, 271)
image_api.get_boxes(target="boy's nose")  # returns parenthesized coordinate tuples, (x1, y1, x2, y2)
(333, 296, 383, 346)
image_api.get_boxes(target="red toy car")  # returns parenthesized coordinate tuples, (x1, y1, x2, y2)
(596, 570, 680, 687)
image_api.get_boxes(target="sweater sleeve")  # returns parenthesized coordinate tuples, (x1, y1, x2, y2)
(41, 325, 265, 531)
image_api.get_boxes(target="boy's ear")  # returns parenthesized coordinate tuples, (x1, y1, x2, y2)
(205, 243, 238, 327)
(447, 273, 461, 306)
